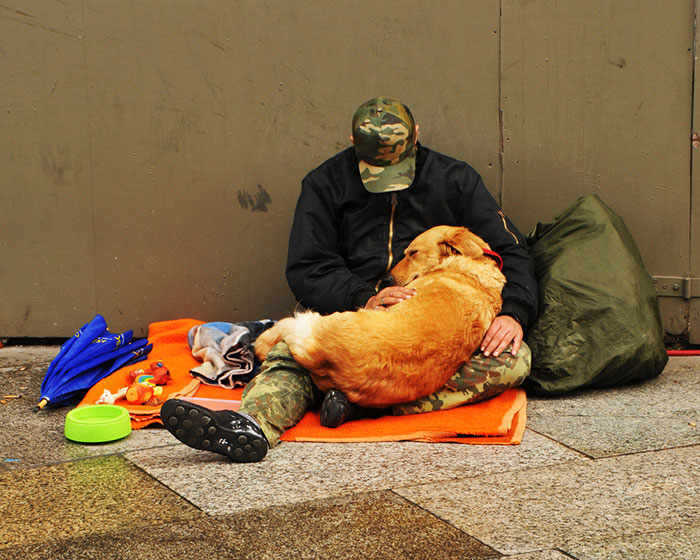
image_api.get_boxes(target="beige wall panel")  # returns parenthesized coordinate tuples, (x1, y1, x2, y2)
(0, 3, 96, 336)
(1, 1, 500, 336)
(501, 0, 693, 278)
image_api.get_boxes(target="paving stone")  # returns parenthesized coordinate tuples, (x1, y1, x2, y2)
(127, 430, 585, 515)
(3, 346, 700, 558)
(214, 491, 501, 560)
(0, 491, 502, 559)
(0, 455, 203, 548)
(395, 445, 700, 555)
(503, 551, 573, 559)
(526, 359, 700, 457)
(0, 348, 174, 468)
(0, 517, 249, 560)
(564, 525, 700, 560)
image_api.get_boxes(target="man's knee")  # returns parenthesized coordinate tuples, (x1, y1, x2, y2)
(243, 355, 314, 402)
(507, 341, 532, 384)
(460, 341, 531, 387)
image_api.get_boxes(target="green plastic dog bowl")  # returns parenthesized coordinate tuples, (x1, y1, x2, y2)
(64, 404, 132, 443)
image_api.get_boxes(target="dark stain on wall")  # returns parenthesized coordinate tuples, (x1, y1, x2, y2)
(238, 184, 272, 212)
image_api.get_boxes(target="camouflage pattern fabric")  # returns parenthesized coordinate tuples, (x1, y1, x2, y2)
(351, 97, 416, 193)
(240, 341, 531, 445)
(391, 343, 532, 415)
(239, 342, 319, 446)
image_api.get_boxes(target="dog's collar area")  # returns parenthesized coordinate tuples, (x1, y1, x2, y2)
(483, 249, 503, 270)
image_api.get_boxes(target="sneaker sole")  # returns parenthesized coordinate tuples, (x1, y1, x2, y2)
(160, 399, 267, 463)
(320, 390, 350, 428)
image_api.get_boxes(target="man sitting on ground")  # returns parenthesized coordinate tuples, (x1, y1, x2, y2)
(161, 97, 538, 462)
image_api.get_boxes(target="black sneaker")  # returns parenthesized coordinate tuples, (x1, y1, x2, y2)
(160, 399, 268, 463)
(320, 389, 389, 428)
(320, 388, 360, 428)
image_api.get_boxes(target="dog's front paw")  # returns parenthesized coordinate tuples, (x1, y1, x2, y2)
(254, 327, 283, 361)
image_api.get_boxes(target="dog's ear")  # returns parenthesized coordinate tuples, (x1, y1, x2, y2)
(439, 240, 463, 257)
(439, 229, 485, 258)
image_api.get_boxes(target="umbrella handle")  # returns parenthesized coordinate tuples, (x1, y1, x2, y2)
(34, 397, 49, 412)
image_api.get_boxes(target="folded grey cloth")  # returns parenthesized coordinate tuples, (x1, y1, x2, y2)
(187, 320, 275, 388)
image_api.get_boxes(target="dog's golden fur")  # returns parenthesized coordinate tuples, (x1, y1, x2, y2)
(254, 225, 506, 408)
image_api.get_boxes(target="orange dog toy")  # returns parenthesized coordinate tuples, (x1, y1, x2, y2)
(95, 361, 171, 406)
(128, 361, 172, 386)
(125, 361, 171, 404)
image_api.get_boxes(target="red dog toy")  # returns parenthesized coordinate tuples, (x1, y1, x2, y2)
(128, 361, 172, 386)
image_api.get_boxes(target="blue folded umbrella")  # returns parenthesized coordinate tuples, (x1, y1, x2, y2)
(35, 315, 152, 410)
(41, 315, 109, 383)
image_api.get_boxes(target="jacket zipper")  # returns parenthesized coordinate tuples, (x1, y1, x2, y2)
(375, 192, 398, 290)
(498, 210, 519, 244)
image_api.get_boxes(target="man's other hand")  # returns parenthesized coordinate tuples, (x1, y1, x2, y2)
(481, 315, 523, 357)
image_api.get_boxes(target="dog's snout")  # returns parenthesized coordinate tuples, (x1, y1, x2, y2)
(378, 276, 397, 290)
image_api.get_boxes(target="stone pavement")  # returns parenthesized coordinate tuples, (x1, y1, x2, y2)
(1, 345, 698, 559)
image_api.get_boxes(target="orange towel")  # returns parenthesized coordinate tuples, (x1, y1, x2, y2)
(80, 318, 231, 427)
(79, 319, 526, 444)
(281, 388, 526, 445)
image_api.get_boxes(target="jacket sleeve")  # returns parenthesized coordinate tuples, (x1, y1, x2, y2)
(286, 177, 375, 314)
(453, 172, 539, 332)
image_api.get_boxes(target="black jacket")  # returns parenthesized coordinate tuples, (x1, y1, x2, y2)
(286, 144, 538, 331)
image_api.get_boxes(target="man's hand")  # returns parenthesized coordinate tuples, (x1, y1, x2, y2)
(365, 287, 417, 311)
(481, 315, 523, 358)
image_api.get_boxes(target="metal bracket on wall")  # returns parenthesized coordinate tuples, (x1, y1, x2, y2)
(652, 276, 700, 299)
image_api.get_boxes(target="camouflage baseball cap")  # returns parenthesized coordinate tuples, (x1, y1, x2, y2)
(352, 97, 416, 193)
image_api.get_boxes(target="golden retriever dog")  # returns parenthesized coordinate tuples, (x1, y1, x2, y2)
(254, 225, 506, 408)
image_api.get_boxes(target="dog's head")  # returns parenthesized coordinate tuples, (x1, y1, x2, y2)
(388, 225, 497, 286)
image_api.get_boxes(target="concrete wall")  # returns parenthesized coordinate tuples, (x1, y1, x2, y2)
(1, 0, 696, 338)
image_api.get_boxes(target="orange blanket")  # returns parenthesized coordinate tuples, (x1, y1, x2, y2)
(79, 319, 526, 444)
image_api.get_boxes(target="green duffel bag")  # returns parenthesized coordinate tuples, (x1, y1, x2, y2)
(524, 195, 668, 395)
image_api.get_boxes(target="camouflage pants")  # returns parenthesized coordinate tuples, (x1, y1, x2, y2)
(391, 343, 531, 414)
(239, 342, 322, 446)
(240, 341, 531, 446)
